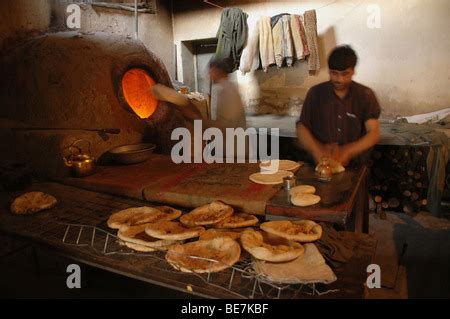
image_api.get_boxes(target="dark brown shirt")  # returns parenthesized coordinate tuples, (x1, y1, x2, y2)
(298, 81, 381, 145)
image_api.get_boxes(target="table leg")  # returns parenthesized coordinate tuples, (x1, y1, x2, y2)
(353, 175, 369, 233)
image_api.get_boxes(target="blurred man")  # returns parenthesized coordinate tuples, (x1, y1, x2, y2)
(297, 45, 381, 166)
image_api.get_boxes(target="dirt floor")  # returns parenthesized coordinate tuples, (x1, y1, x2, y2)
(1, 210, 449, 299)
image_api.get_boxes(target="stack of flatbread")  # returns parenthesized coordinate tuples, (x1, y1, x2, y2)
(241, 230, 305, 262)
(289, 184, 321, 207)
(108, 205, 190, 252)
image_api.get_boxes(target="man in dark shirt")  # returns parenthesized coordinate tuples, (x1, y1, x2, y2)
(297, 45, 381, 166)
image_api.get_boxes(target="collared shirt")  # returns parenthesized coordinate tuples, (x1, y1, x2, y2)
(298, 81, 381, 145)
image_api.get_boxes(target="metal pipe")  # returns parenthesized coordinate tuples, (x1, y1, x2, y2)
(134, 0, 138, 40)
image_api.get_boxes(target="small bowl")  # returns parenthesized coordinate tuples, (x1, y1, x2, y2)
(109, 143, 156, 165)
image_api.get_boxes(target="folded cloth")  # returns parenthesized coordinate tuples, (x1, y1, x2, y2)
(239, 15, 260, 75)
(303, 9, 320, 71)
(258, 16, 276, 72)
(315, 222, 355, 268)
(271, 12, 290, 28)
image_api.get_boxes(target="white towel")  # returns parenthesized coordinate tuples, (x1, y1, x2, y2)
(258, 16, 275, 72)
(239, 15, 260, 75)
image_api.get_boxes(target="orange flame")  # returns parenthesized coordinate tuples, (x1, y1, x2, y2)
(121, 68, 158, 119)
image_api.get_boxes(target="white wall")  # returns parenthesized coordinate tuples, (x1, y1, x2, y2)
(173, 0, 450, 118)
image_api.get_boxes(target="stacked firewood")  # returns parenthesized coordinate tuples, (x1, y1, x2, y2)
(368, 145, 429, 215)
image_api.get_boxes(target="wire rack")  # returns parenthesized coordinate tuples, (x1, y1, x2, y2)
(15, 185, 339, 299)
(53, 221, 338, 299)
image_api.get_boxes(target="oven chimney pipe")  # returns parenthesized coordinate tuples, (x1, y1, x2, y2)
(134, 0, 138, 40)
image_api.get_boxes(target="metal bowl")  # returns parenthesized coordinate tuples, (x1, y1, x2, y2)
(109, 143, 156, 165)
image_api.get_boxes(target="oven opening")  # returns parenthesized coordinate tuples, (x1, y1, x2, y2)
(121, 68, 158, 119)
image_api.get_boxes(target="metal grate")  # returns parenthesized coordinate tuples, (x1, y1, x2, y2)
(53, 221, 338, 299)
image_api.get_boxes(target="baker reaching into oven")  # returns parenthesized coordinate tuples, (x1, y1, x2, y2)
(151, 57, 248, 160)
(297, 45, 381, 168)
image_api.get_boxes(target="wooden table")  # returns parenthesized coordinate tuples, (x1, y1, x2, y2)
(0, 182, 376, 299)
(266, 164, 370, 233)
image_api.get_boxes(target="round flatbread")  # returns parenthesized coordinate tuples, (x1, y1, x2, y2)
(249, 170, 294, 185)
(290, 185, 316, 195)
(107, 206, 180, 229)
(145, 221, 204, 241)
(214, 213, 259, 228)
(10, 192, 57, 215)
(260, 220, 323, 242)
(260, 160, 303, 173)
(241, 230, 305, 262)
(117, 224, 178, 249)
(291, 193, 321, 207)
(165, 237, 241, 273)
(180, 200, 233, 227)
(199, 228, 251, 241)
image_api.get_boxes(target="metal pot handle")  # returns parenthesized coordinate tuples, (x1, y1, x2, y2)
(69, 139, 92, 156)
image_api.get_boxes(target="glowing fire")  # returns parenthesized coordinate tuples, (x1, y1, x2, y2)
(121, 68, 158, 119)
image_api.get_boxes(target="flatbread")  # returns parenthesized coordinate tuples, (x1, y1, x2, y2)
(180, 200, 233, 227)
(166, 237, 241, 273)
(10, 192, 57, 215)
(249, 170, 294, 185)
(117, 224, 178, 248)
(260, 160, 303, 173)
(241, 230, 305, 262)
(253, 243, 337, 284)
(214, 213, 259, 228)
(145, 221, 205, 241)
(290, 185, 316, 195)
(260, 220, 323, 242)
(199, 228, 252, 241)
(291, 193, 321, 207)
(107, 206, 180, 229)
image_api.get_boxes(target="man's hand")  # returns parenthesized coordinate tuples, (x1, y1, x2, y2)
(330, 144, 352, 167)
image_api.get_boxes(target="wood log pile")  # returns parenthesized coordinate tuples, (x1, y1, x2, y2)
(368, 145, 429, 215)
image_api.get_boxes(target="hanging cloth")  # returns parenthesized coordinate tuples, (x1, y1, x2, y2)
(290, 14, 305, 60)
(215, 8, 248, 71)
(304, 9, 320, 71)
(239, 15, 260, 75)
(258, 16, 275, 72)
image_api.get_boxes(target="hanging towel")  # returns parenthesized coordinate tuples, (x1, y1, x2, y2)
(258, 16, 275, 72)
(297, 15, 310, 57)
(282, 15, 294, 67)
(290, 14, 304, 60)
(304, 9, 320, 71)
(272, 18, 284, 68)
(239, 15, 260, 75)
(215, 8, 248, 71)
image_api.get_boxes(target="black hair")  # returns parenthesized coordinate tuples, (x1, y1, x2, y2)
(328, 45, 358, 71)
(209, 57, 233, 74)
